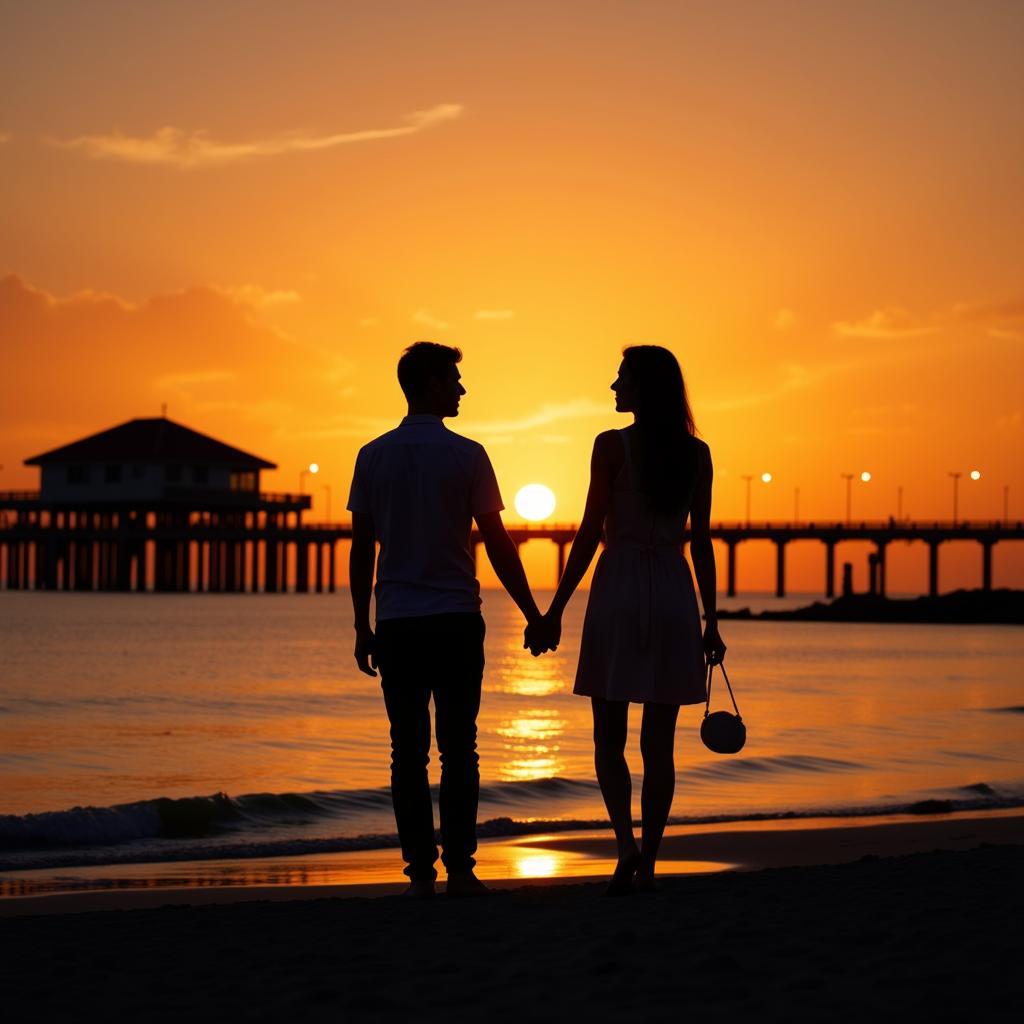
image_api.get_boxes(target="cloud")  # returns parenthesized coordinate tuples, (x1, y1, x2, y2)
(213, 284, 301, 308)
(281, 397, 614, 442)
(702, 360, 856, 412)
(0, 274, 354, 472)
(773, 308, 796, 331)
(834, 297, 1024, 340)
(833, 307, 939, 339)
(474, 310, 514, 320)
(949, 298, 1024, 323)
(154, 369, 237, 391)
(411, 308, 450, 331)
(52, 103, 463, 169)
(460, 398, 611, 435)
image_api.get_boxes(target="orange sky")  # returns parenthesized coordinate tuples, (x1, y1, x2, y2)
(2, 1, 1023, 592)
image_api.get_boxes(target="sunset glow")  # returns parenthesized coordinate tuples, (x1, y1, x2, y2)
(1, 1, 1021, 591)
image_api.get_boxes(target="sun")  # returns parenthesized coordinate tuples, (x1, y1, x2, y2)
(514, 483, 556, 522)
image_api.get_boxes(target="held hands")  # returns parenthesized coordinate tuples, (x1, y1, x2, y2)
(702, 621, 727, 665)
(354, 627, 378, 676)
(523, 611, 561, 657)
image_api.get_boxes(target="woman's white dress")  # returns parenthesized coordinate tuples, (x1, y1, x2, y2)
(573, 428, 708, 705)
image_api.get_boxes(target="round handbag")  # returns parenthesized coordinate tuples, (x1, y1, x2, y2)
(700, 658, 746, 754)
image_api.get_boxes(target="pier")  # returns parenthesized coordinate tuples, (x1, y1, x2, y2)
(2, 415, 1020, 597)
(0, 503, 1019, 596)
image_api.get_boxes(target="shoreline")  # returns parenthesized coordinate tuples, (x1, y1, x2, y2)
(3, 806, 1021, 917)
(5, 786, 1021, 875)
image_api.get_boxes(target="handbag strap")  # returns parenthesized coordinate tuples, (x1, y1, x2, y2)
(704, 659, 741, 719)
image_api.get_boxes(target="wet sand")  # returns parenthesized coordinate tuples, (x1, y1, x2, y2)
(2, 807, 1020, 915)
(1, 814, 1022, 1020)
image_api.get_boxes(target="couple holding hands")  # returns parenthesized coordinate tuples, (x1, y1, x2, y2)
(348, 342, 725, 897)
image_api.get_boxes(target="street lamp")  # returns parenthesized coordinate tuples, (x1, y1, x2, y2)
(950, 469, 981, 524)
(741, 473, 771, 526)
(794, 486, 800, 524)
(299, 462, 319, 494)
(841, 473, 854, 526)
(322, 484, 332, 523)
(948, 471, 962, 525)
(841, 472, 871, 526)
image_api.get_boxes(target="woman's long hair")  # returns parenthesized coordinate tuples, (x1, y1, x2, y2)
(621, 345, 698, 514)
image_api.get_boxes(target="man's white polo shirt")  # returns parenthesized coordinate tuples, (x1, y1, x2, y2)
(346, 415, 504, 621)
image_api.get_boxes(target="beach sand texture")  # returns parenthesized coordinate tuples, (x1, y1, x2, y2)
(2, 831, 1021, 1021)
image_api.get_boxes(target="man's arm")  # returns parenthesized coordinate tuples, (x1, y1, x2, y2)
(475, 511, 542, 632)
(349, 511, 378, 676)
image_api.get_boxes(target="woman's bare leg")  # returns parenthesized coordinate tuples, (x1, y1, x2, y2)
(638, 701, 680, 888)
(591, 697, 638, 870)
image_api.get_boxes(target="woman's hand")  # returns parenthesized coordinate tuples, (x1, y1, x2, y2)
(542, 609, 562, 651)
(523, 610, 561, 657)
(702, 621, 726, 665)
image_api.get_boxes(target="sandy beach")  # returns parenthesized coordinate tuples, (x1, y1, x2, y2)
(2, 813, 1022, 1021)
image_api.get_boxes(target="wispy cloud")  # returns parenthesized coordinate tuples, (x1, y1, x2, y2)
(951, 300, 1024, 341)
(52, 103, 463, 169)
(703, 355, 886, 412)
(950, 298, 1024, 323)
(214, 284, 301, 308)
(834, 297, 1024, 340)
(773, 308, 796, 331)
(411, 308, 450, 331)
(154, 370, 236, 392)
(474, 309, 514, 320)
(833, 307, 939, 339)
(460, 398, 611, 435)
(987, 327, 1023, 341)
(281, 397, 614, 442)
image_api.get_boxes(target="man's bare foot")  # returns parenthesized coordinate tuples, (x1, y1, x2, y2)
(403, 879, 436, 899)
(445, 870, 491, 898)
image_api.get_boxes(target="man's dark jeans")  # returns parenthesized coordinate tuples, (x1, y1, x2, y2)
(374, 612, 485, 881)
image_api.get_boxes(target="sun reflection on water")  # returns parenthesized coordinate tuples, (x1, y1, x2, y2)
(497, 708, 567, 781)
(513, 853, 561, 878)
(491, 633, 568, 697)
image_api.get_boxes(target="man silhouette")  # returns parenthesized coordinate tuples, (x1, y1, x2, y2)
(347, 342, 552, 898)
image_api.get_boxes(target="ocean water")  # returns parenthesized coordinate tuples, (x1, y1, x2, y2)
(1, 590, 1022, 874)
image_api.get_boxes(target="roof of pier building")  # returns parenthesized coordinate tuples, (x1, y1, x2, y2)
(24, 418, 276, 469)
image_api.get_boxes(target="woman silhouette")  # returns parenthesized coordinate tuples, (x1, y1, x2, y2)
(537, 346, 725, 893)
